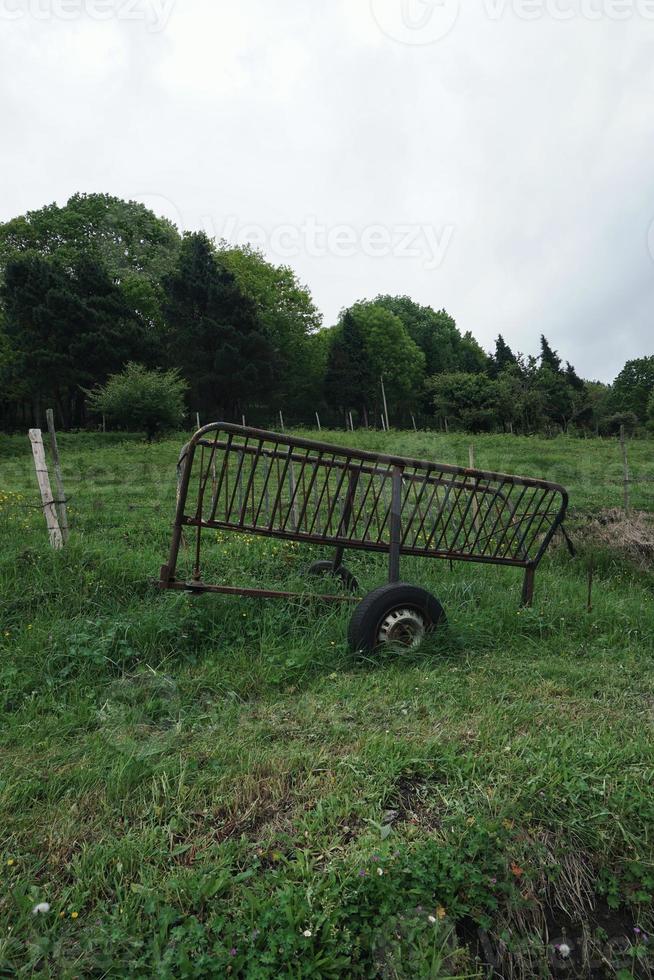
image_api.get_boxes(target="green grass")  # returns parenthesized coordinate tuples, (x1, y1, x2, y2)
(1, 429, 653, 978)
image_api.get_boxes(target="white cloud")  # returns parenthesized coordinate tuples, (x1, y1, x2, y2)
(1, 1, 653, 380)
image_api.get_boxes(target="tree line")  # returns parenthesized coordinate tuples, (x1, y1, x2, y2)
(0, 193, 652, 436)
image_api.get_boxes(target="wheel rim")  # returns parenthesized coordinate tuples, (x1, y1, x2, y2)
(377, 607, 427, 649)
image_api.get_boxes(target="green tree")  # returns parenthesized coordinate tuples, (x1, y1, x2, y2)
(610, 356, 654, 422)
(427, 372, 500, 432)
(325, 303, 425, 424)
(459, 331, 489, 374)
(489, 335, 518, 378)
(163, 233, 274, 419)
(1, 252, 151, 426)
(88, 362, 187, 441)
(0, 193, 181, 330)
(217, 244, 321, 414)
(373, 296, 462, 376)
(540, 335, 562, 374)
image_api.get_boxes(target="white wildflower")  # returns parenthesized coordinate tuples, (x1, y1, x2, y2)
(428, 915, 437, 924)
(32, 902, 50, 915)
(302, 929, 312, 938)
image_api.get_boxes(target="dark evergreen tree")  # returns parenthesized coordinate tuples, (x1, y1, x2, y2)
(490, 334, 518, 377)
(565, 360, 585, 392)
(1, 251, 149, 426)
(540, 335, 562, 373)
(324, 308, 374, 422)
(163, 232, 274, 419)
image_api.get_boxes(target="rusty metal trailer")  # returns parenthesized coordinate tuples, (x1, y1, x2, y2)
(159, 423, 569, 651)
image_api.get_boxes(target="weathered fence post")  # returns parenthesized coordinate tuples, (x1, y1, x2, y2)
(380, 376, 390, 431)
(315, 412, 322, 432)
(45, 409, 69, 543)
(279, 410, 285, 432)
(619, 424, 630, 512)
(28, 429, 63, 550)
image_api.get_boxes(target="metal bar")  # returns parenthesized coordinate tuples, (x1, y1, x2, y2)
(521, 566, 536, 606)
(388, 466, 403, 583)
(332, 465, 361, 568)
(161, 581, 356, 602)
(179, 516, 541, 567)
(193, 424, 567, 495)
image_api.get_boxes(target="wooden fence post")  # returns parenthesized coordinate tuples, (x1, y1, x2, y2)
(45, 409, 69, 543)
(620, 424, 630, 512)
(315, 412, 321, 432)
(28, 429, 63, 550)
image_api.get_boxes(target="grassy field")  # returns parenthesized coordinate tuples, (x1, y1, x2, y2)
(1, 428, 653, 978)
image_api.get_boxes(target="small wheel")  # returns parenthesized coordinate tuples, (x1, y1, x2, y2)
(348, 583, 445, 653)
(307, 559, 359, 592)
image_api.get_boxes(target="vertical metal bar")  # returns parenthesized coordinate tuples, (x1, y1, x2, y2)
(333, 466, 360, 567)
(388, 466, 403, 583)
(521, 566, 536, 607)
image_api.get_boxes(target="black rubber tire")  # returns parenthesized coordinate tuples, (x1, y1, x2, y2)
(307, 559, 359, 593)
(348, 582, 445, 653)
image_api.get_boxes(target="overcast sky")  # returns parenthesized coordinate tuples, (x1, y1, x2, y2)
(1, 0, 653, 382)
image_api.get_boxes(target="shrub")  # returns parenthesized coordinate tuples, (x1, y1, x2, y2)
(88, 362, 188, 440)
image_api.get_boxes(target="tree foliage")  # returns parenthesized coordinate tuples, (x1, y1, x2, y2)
(0, 194, 652, 437)
(163, 233, 274, 419)
(88, 363, 187, 440)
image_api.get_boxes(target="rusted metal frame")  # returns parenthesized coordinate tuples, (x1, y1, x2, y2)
(518, 492, 559, 558)
(464, 476, 513, 558)
(281, 447, 311, 532)
(178, 515, 535, 567)
(268, 445, 294, 531)
(521, 566, 536, 607)
(321, 455, 351, 539)
(429, 476, 472, 554)
(198, 434, 525, 503)
(238, 439, 264, 526)
(294, 451, 325, 533)
(496, 486, 545, 560)
(193, 423, 564, 494)
(388, 466, 404, 582)
(408, 474, 446, 550)
(442, 473, 482, 557)
(225, 437, 250, 523)
(468, 479, 514, 556)
(207, 432, 232, 522)
(307, 454, 337, 536)
(348, 460, 385, 540)
(359, 465, 394, 545)
(489, 482, 532, 560)
(253, 442, 279, 526)
(332, 464, 362, 568)
(193, 442, 207, 580)
(161, 439, 198, 585)
(402, 467, 438, 549)
(531, 487, 569, 566)
(479, 480, 516, 553)
(421, 481, 455, 553)
(300, 464, 308, 532)
(513, 488, 552, 560)
(162, 580, 355, 602)
(457, 477, 495, 556)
